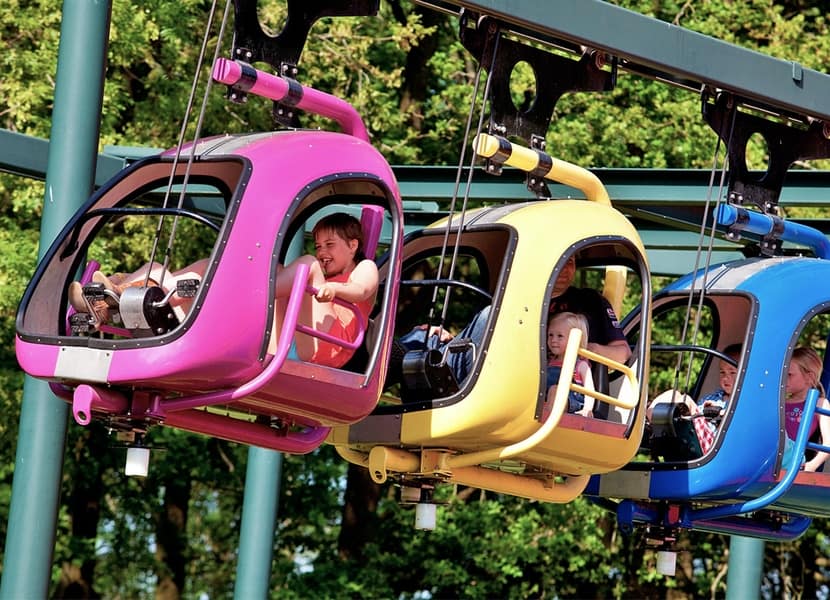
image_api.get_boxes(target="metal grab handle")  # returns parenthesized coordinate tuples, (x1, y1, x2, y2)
(447, 327, 584, 469)
(806, 400, 830, 454)
(298, 285, 366, 351)
(155, 262, 311, 414)
(473, 133, 611, 206)
(577, 344, 638, 410)
(684, 387, 820, 524)
(212, 58, 369, 142)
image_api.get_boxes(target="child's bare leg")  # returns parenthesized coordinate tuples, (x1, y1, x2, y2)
(542, 385, 559, 420)
(268, 297, 285, 356)
(165, 258, 208, 315)
(170, 258, 208, 283)
(110, 261, 166, 288)
(546, 385, 558, 405)
(105, 258, 206, 288)
(269, 261, 303, 356)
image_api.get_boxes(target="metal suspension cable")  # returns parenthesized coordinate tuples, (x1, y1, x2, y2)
(423, 29, 502, 340)
(143, 0, 232, 289)
(672, 97, 738, 394)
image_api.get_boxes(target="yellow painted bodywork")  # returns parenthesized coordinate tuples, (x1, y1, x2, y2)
(329, 142, 651, 503)
(395, 202, 645, 473)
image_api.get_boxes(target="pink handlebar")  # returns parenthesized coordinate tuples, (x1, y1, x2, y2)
(300, 285, 366, 351)
(155, 263, 368, 415)
(211, 58, 369, 142)
(157, 262, 312, 413)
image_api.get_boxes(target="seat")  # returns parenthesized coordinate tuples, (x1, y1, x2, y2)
(332, 205, 386, 373)
(360, 205, 384, 259)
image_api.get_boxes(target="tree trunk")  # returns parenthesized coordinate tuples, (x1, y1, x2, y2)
(800, 534, 818, 599)
(53, 427, 107, 599)
(154, 477, 191, 600)
(53, 562, 100, 600)
(398, 5, 443, 131)
(338, 463, 381, 560)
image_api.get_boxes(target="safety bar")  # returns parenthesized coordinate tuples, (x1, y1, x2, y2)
(297, 285, 366, 351)
(447, 327, 637, 470)
(335, 445, 589, 503)
(212, 58, 369, 142)
(806, 399, 830, 455)
(574, 344, 638, 410)
(692, 514, 812, 542)
(684, 387, 819, 523)
(163, 408, 329, 455)
(447, 327, 583, 469)
(154, 262, 311, 414)
(473, 133, 611, 205)
(615, 498, 811, 542)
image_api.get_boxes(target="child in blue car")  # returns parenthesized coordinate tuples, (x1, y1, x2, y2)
(697, 343, 741, 415)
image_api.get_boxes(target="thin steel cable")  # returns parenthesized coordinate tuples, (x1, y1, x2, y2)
(671, 95, 738, 394)
(437, 29, 502, 329)
(144, 0, 231, 289)
(421, 27, 501, 343)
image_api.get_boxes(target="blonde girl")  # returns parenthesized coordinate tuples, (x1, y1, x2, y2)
(546, 311, 594, 417)
(786, 346, 830, 472)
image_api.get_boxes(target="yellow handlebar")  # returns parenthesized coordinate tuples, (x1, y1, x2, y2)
(473, 133, 610, 206)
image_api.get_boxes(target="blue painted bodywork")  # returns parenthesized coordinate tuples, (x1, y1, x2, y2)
(586, 252, 830, 538)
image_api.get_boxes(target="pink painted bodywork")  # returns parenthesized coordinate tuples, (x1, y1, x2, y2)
(16, 71, 403, 452)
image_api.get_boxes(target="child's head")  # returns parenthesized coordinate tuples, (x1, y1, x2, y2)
(311, 213, 365, 263)
(547, 311, 589, 358)
(787, 346, 824, 398)
(718, 343, 741, 397)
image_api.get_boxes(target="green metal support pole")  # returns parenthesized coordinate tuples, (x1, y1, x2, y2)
(233, 449, 283, 598)
(725, 535, 765, 599)
(233, 232, 301, 597)
(0, 1, 111, 598)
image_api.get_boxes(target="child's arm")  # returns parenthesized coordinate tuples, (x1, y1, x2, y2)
(317, 259, 379, 303)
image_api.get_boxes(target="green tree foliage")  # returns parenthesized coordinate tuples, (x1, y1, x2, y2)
(2, 0, 830, 598)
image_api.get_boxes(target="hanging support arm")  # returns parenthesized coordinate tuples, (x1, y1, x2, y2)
(703, 91, 830, 218)
(230, 0, 380, 70)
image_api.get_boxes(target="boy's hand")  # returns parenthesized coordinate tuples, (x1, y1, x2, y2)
(414, 323, 454, 342)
